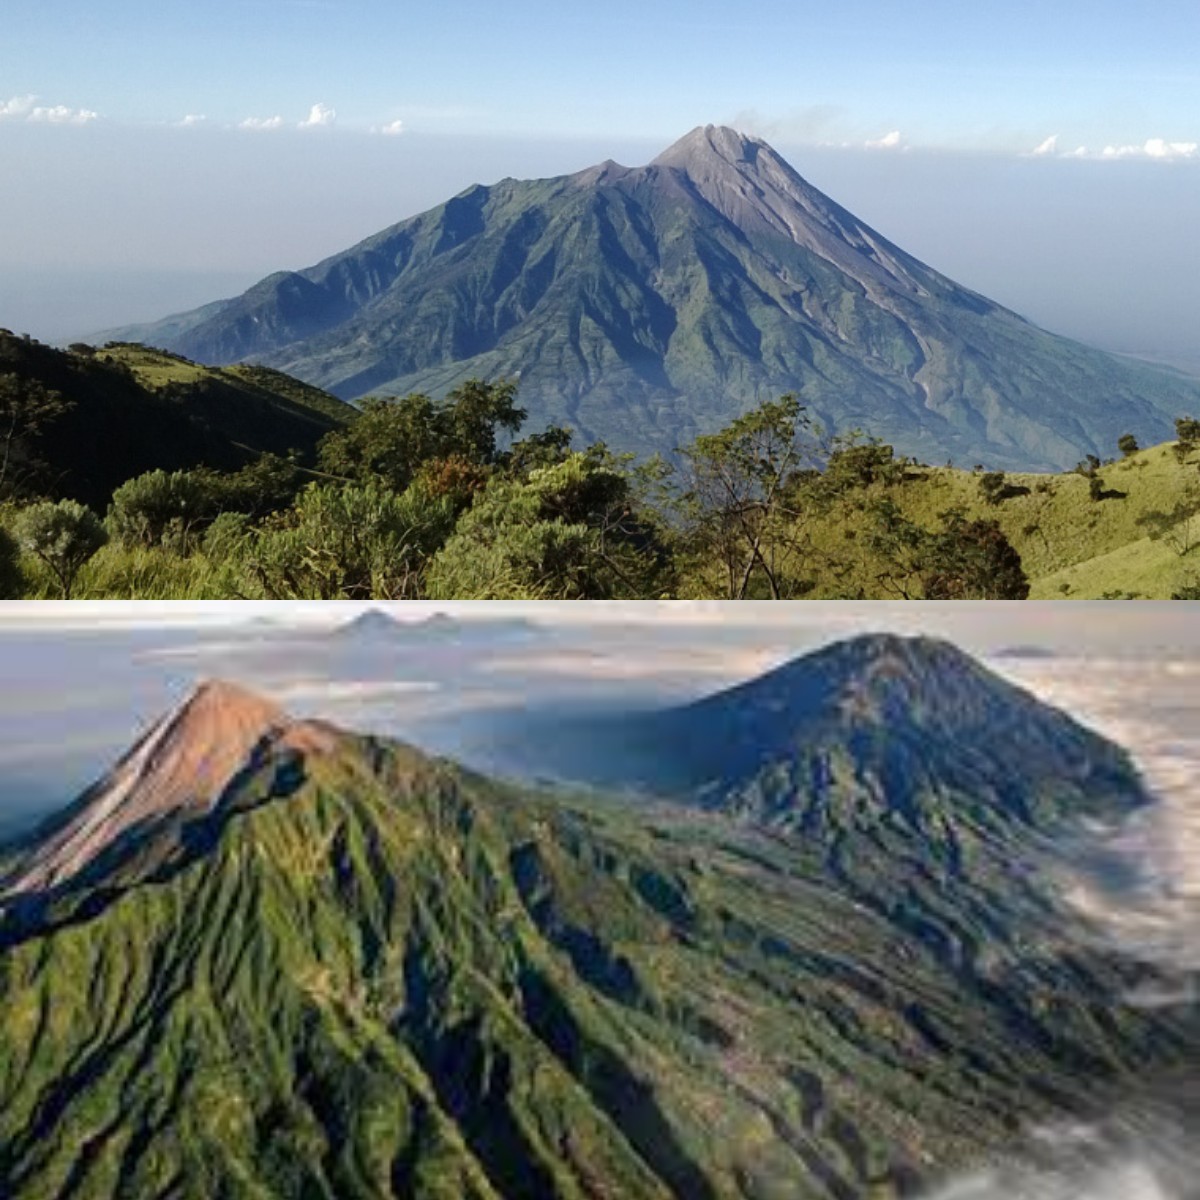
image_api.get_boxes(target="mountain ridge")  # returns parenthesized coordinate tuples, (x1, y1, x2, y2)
(102, 126, 1200, 471)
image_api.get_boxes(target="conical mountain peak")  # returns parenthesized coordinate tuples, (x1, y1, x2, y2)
(175, 677, 287, 731)
(101, 122, 1200, 471)
(651, 124, 768, 170)
(0, 680, 333, 900)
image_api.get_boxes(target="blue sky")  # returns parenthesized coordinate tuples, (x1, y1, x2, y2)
(1, 1, 1198, 359)
(4, 0, 1199, 148)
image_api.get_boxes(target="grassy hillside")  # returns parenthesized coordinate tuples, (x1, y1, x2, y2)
(776, 440, 1200, 600)
(0, 333, 354, 509)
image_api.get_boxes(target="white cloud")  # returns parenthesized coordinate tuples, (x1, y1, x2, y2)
(3, 96, 98, 125)
(1031, 134, 1058, 157)
(378, 118, 405, 136)
(178, 114, 207, 127)
(29, 104, 98, 125)
(298, 102, 335, 129)
(0, 94, 37, 119)
(239, 115, 285, 131)
(1102, 137, 1198, 161)
(864, 129, 902, 150)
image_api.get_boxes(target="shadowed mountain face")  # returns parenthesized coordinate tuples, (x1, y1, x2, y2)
(106, 125, 1200, 470)
(509, 633, 1143, 816)
(0, 334, 354, 508)
(1, 655, 1197, 1199)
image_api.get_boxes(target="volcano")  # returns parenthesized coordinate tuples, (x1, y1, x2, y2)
(105, 125, 1200, 470)
(1, 658, 1195, 1199)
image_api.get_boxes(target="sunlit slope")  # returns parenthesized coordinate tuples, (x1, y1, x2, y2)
(2, 678, 1196, 1198)
(102, 127, 1200, 471)
(747, 441, 1200, 599)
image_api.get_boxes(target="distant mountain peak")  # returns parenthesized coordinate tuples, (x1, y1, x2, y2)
(651, 124, 767, 170)
(0, 680, 334, 900)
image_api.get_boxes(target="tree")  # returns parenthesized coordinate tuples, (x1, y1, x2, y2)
(978, 471, 1008, 506)
(863, 501, 1028, 599)
(818, 436, 907, 495)
(14, 499, 107, 598)
(1117, 433, 1139, 458)
(0, 375, 72, 501)
(427, 451, 670, 599)
(317, 380, 526, 490)
(1174, 417, 1200, 463)
(677, 395, 824, 599)
(921, 509, 1029, 599)
(1136, 485, 1200, 557)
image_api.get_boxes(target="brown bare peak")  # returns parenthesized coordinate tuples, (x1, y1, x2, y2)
(179, 678, 287, 727)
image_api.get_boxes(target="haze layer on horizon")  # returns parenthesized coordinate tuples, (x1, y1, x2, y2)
(5, 600, 1200, 659)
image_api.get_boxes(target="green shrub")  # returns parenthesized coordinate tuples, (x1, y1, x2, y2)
(108, 468, 221, 550)
(240, 479, 456, 599)
(202, 511, 253, 561)
(428, 453, 667, 599)
(13, 499, 107, 598)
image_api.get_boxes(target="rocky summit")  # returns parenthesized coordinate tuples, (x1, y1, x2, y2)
(106, 126, 1200, 470)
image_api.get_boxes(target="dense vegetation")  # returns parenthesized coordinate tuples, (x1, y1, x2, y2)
(3, 655, 1198, 1198)
(2, 334, 1199, 599)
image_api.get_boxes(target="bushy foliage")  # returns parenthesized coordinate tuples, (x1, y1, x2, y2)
(1118, 433, 1139, 458)
(108, 468, 221, 550)
(820, 437, 907, 494)
(318, 379, 525, 490)
(978, 471, 1008, 506)
(13, 499, 107, 598)
(201, 510, 253, 562)
(0, 374, 72, 501)
(428, 452, 669, 599)
(1173, 417, 1200, 463)
(240, 479, 457, 599)
(0, 521, 23, 598)
(864, 499, 1028, 599)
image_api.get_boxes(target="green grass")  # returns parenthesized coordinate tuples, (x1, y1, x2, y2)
(779, 440, 1200, 599)
(13, 543, 242, 600)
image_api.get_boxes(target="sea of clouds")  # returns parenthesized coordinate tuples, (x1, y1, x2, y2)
(928, 657, 1200, 1200)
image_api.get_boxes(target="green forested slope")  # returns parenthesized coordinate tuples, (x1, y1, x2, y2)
(0, 333, 353, 508)
(1, 676, 1195, 1199)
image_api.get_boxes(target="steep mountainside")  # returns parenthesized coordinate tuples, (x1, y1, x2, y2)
(105, 126, 1200, 470)
(1, 669, 1196, 1198)
(0, 334, 354, 507)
